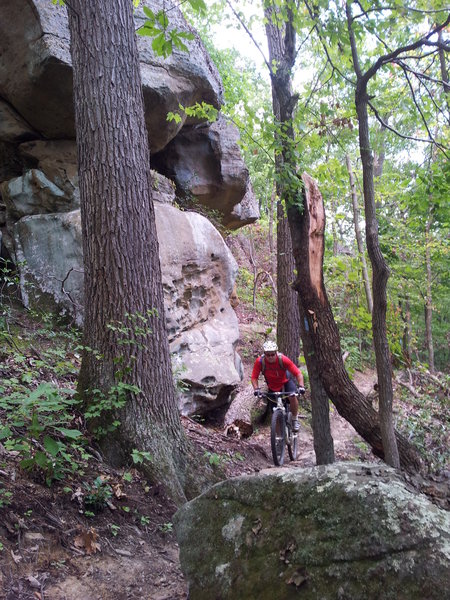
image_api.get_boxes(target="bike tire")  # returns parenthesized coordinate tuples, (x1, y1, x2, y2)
(271, 409, 286, 466)
(287, 413, 299, 461)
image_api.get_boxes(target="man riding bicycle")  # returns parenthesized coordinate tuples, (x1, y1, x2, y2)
(251, 340, 305, 431)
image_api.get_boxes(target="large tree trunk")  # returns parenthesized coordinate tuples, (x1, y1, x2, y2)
(268, 182, 275, 262)
(276, 207, 301, 362)
(68, 0, 203, 504)
(355, 85, 400, 469)
(346, 1, 400, 468)
(288, 174, 422, 473)
(299, 301, 335, 465)
(345, 155, 373, 314)
(263, 7, 301, 363)
(264, 1, 333, 461)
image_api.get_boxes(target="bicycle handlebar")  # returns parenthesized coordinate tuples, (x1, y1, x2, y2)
(254, 388, 305, 400)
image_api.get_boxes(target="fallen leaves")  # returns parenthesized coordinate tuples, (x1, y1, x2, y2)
(74, 527, 101, 555)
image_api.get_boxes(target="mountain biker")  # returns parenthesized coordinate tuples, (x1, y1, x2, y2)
(251, 340, 305, 432)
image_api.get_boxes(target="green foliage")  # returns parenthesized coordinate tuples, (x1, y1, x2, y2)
(83, 476, 113, 513)
(0, 383, 86, 485)
(159, 522, 173, 534)
(83, 381, 140, 437)
(131, 449, 153, 465)
(171, 354, 190, 393)
(0, 485, 13, 507)
(204, 451, 222, 466)
(167, 101, 218, 124)
(137, 7, 195, 57)
(106, 309, 158, 351)
(395, 372, 449, 471)
(80, 311, 162, 436)
(204, 450, 246, 467)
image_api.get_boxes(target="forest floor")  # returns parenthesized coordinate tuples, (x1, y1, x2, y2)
(1, 230, 449, 599)
(0, 356, 379, 600)
(1, 328, 448, 600)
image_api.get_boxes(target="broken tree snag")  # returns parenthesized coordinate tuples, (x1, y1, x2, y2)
(287, 173, 423, 473)
(223, 386, 255, 439)
(302, 172, 325, 305)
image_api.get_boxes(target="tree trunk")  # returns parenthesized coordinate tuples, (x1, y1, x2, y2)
(299, 301, 335, 464)
(347, 1, 400, 469)
(438, 29, 450, 112)
(263, 5, 301, 363)
(264, 1, 332, 462)
(276, 206, 301, 362)
(68, 0, 203, 504)
(355, 85, 400, 469)
(268, 182, 275, 263)
(288, 174, 422, 473)
(400, 295, 412, 366)
(425, 211, 435, 373)
(345, 154, 373, 314)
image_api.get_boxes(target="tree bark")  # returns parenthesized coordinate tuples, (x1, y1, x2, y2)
(346, 1, 400, 468)
(288, 173, 422, 473)
(345, 154, 373, 314)
(425, 211, 435, 373)
(399, 295, 412, 366)
(268, 182, 275, 263)
(276, 205, 301, 362)
(299, 301, 335, 464)
(438, 29, 450, 112)
(263, 5, 301, 363)
(264, 1, 333, 461)
(67, 0, 204, 504)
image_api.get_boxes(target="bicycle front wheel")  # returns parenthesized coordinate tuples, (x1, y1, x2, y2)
(271, 409, 286, 466)
(287, 413, 299, 461)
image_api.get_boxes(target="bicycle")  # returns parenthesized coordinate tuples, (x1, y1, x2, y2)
(256, 389, 305, 466)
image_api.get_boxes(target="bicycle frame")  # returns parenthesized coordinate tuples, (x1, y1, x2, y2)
(257, 391, 299, 466)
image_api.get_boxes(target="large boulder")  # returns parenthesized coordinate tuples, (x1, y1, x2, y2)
(13, 179, 242, 414)
(0, 0, 259, 229)
(2, 169, 78, 220)
(14, 210, 84, 320)
(174, 463, 450, 600)
(0, 0, 222, 152)
(156, 203, 243, 413)
(0, 0, 256, 412)
(0, 98, 37, 143)
(152, 115, 259, 229)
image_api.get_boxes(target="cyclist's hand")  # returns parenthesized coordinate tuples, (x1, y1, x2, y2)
(254, 389, 261, 397)
(297, 386, 306, 395)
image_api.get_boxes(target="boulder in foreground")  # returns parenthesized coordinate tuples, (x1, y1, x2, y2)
(174, 462, 450, 600)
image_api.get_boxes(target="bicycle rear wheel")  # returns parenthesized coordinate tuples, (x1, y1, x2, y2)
(287, 413, 299, 461)
(271, 409, 286, 466)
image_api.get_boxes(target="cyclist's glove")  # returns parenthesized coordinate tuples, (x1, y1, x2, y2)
(297, 386, 306, 395)
(254, 389, 261, 397)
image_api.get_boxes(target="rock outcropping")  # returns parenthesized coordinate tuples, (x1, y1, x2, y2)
(174, 463, 450, 599)
(0, 0, 258, 414)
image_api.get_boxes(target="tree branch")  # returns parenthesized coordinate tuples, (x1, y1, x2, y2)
(225, 0, 272, 75)
(363, 15, 450, 84)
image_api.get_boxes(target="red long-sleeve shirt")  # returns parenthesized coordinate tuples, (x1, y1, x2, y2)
(251, 354, 301, 392)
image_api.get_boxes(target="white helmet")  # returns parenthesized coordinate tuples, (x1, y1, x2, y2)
(263, 340, 278, 353)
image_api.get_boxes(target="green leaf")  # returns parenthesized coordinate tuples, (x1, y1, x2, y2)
(34, 451, 49, 469)
(187, 0, 207, 14)
(0, 426, 12, 440)
(156, 10, 169, 29)
(44, 435, 60, 457)
(56, 428, 83, 439)
(142, 6, 155, 19)
(19, 458, 35, 471)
